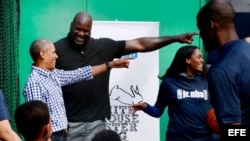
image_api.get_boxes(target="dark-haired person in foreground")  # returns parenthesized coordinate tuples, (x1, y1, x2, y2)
(15, 100, 52, 141)
(91, 129, 121, 141)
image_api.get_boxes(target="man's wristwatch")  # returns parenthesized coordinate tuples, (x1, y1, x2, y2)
(106, 62, 112, 70)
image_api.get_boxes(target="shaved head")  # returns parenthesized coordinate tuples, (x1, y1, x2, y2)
(73, 12, 92, 24)
(196, 0, 236, 51)
(197, 0, 235, 27)
(69, 12, 93, 46)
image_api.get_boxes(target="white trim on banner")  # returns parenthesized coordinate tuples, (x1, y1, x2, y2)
(92, 21, 160, 141)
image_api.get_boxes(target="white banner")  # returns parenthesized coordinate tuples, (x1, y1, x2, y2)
(92, 21, 160, 141)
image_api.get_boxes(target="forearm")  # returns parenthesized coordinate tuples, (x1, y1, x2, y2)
(91, 58, 130, 76)
(143, 103, 163, 118)
(91, 61, 116, 76)
(146, 34, 187, 46)
(144, 86, 167, 118)
(0, 120, 21, 141)
(139, 36, 179, 51)
(91, 63, 108, 77)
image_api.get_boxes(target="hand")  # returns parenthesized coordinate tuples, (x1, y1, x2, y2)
(177, 32, 199, 44)
(131, 102, 147, 114)
(47, 137, 52, 141)
(109, 58, 134, 68)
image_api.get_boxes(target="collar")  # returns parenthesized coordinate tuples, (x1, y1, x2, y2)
(31, 65, 51, 77)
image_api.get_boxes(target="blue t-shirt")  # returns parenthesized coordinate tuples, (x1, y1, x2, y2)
(0, 89, 11, 121)
(206, 49, 219, 65)
(144, 74, 213, 141)
(208, 40, 250, 126)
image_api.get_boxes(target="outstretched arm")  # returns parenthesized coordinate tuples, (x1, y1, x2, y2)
(124, 32, 198, 54)
(131, 102, 165, 118)
(131, 80, 169, 118)
(91, 58, 132, 77)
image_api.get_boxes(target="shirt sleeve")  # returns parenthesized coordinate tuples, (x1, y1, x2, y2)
(23, 81, 44, 101)
(208, 68, 241, 125)
(0, 90, 10, 121)
(55, 65, 93, 86)
(143, 80, 168, 118)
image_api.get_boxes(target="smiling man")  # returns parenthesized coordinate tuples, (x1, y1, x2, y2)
(23, 39, 132, 141)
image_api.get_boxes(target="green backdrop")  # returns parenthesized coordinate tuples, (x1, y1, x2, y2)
(19, 0, 206, 140)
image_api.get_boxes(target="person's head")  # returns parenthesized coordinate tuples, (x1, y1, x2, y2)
(30, 39, 58, 70)
(160, 45, 206, 79)
(15, 100, 52, 141)
(91, 129, 121, 141)
(69, 12, 92, 46)
(196, 0, 236, 52)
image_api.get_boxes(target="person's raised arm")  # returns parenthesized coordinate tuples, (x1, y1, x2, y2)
(124, 32, 198, 54)
(91, 58, 132, 77)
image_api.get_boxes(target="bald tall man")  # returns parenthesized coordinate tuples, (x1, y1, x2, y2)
(54, 12, 197, 141)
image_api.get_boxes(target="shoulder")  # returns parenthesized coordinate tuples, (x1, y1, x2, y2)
(211, 40, 250, 71)
(54, 37, 68, 49)
(24, 70, 44, 87)
(54, 37, 67, 44)
(161, 77, 176, 85)
(227, 39, 250, 53)
(54, 37, 66, 44)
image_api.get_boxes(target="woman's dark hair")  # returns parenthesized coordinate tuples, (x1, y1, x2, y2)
(159, 45, 207, 79)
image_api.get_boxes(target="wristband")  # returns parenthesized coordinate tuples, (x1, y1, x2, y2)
(106, 62, 112, 70)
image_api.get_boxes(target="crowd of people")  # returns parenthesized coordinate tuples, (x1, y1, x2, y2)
(1, 0, 250, 141)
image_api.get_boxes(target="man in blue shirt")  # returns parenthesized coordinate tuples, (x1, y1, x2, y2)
(23, 39, 131, 141)
(197, 0, 250, 139)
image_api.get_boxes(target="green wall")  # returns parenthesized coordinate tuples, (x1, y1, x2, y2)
(19, 1, 205, 141)
(19, 0, 87, 96)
